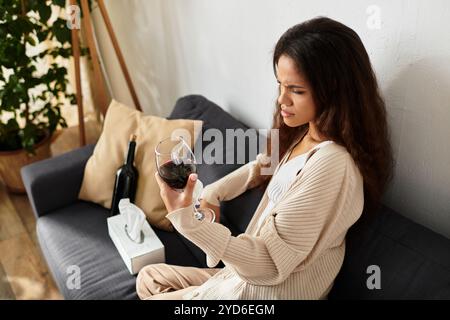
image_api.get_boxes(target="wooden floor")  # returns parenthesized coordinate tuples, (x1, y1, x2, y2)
(0, 121, 102, 300)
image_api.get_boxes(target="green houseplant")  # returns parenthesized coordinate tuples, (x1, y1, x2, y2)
(0, 0, 85, 192)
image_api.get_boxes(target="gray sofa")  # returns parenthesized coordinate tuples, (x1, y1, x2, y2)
(21, 95, 450, 300)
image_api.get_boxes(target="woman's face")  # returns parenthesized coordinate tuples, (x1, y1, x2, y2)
(276, 54, 316, 127)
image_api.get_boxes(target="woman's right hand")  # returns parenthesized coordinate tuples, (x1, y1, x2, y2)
(199, 199, 221, 223)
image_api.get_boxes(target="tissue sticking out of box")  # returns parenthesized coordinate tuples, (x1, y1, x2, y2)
(118, 198, 146, 243)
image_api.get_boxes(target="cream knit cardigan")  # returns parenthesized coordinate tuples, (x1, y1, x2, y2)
(165, 140, 364, 300)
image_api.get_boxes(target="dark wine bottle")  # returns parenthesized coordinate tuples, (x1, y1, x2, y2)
(110, 134, 139, 216)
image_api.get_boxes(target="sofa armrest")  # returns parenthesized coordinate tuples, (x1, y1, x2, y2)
(21, 144, 95, 218)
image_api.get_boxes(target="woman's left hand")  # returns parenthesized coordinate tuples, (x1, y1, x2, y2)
(154, 171, 197, 213)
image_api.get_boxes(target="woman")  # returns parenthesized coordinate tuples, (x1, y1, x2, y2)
(136, 16, 393, 300)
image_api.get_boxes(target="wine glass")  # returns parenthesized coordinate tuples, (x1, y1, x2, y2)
(155, 136, 215, 223)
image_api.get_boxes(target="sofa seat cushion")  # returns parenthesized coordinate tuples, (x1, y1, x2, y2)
(36, 201, 203, 300)
(329, 205, 450, 299)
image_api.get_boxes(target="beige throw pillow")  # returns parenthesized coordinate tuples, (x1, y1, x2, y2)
(78, 100, 203, 231)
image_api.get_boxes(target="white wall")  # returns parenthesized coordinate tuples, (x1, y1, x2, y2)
(92, 0, 450, 238)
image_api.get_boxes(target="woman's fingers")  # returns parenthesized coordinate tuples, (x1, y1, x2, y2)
(183, 174, 197, 202)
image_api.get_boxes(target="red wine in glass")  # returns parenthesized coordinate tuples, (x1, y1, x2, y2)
(158, 159, 196, 190)
(155, 136, 215, 222)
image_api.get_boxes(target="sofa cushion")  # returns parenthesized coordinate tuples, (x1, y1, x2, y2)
(329, 205, 450, 299)
(78, 99, 202, 232)
(37, 201, 203, 300)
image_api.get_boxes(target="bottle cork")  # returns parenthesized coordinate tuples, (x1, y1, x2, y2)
(130, 134, 137, 142)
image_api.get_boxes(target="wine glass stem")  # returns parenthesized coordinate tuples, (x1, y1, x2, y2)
(194, 209, 204, 221)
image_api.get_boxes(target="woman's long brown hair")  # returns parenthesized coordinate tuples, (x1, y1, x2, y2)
(261, 17, 394, 214)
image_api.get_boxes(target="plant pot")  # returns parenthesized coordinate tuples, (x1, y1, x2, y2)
(0, 132, 52, 194)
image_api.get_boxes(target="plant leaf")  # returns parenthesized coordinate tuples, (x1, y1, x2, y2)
(37, 2, 52, 23)
(52, 0, 66, 7)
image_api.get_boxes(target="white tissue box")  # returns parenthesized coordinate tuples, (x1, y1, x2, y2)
(107, 214, 165, 275)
